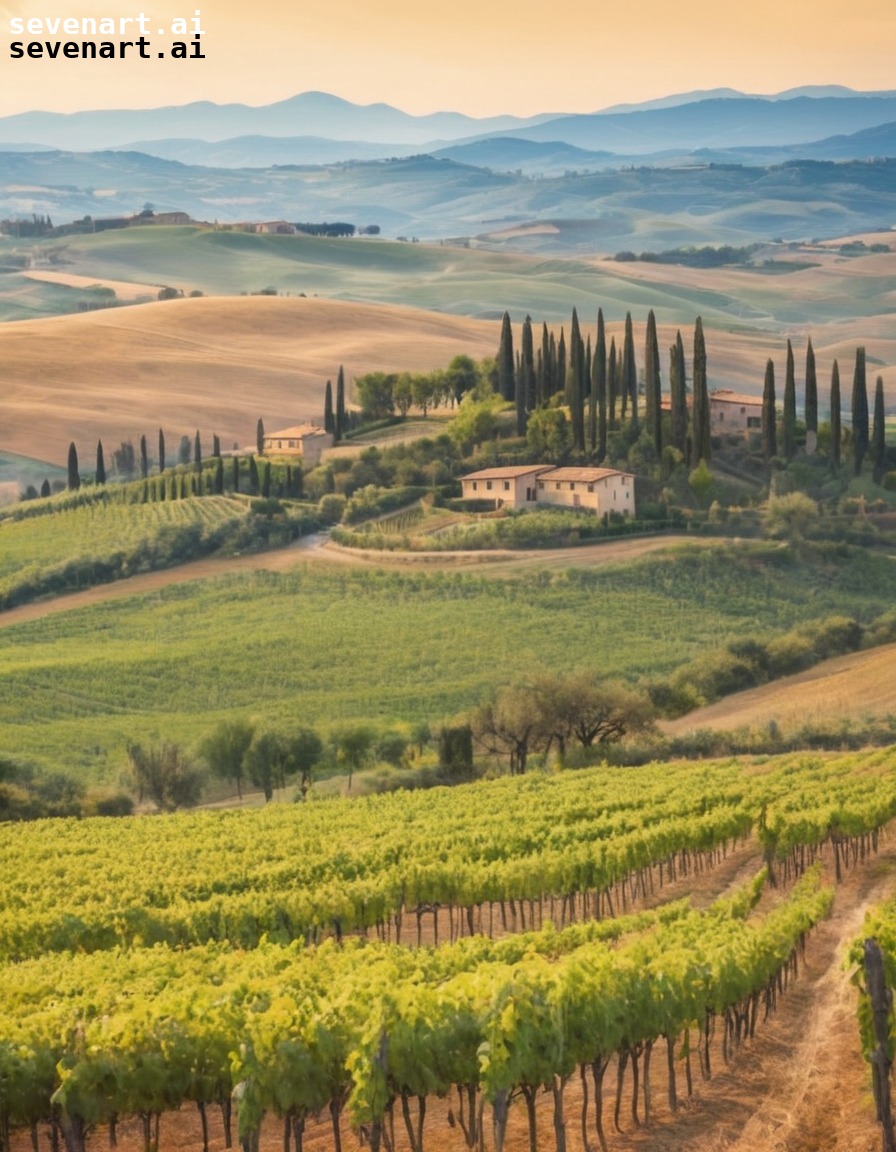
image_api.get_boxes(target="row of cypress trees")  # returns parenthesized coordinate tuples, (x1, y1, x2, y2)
(761, 341, 888, 479)
(496, 308, 711, 465)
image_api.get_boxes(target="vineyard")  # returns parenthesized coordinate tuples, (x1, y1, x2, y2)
(3, 542, 896, 781)
(0, 494, 251, 608)
(2, 749, 896, 1152)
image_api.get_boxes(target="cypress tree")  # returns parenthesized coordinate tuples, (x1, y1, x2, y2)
(670, 331, 688, 456)
(692, 317, 710, 463)
(256, 418, 265, 456)
(336, 366, 346, 441)
(645, 309, 662, 454)
(762, 359, 777, 463)
(804, 338, 818, 453)
(556, 328, 566, 400)
(595, 309, 608, 461)
(67, 442, 80, 490)
(261, 462, 271, 498)
(622, 311, 637, 432)
(212, 434, 221, 458)
(497, 312, 515, 402)
(568, 308, 585, 451)
(95, 440, 106, 485)
(40, 478, 51, 498)
(249, 456, 260, 495)
(193, 430, 202, 472)
(782, 339, 796, 462)
(213, 457, 224, 495)
(830, 360, 841, 467)
(518, 315, 535, 435)
(608, 337, 618, 428)
(585, 334, 595, 452)
(872, 376, 886, 484)
(140, 434, 149, 479)
(548, 332, 557, 399)
(324, 381, 334, 434)
(158, 428, 166, 473)
(852, 347, 869, 476)
(232, 456, 240, 493)
(539, 323, 550, 407)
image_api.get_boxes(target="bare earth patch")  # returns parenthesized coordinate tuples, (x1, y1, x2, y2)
(664, 643, 896, 736)
(21, 270, 161, 300)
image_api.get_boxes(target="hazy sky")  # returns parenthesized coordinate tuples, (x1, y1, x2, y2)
(1, 0, 894, 118)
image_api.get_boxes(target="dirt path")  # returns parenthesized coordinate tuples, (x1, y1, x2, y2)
(0, 533, 702, 630)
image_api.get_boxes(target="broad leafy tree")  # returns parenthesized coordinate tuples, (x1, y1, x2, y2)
(200, 718, 255, 799)
(127, 741, 203, 811)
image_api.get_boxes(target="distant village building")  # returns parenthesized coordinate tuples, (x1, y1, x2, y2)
(461, 465, 636, 516)
(253, 221, 296, 235)
(709, 390, 763, 434)
(263, 424, 333, 467)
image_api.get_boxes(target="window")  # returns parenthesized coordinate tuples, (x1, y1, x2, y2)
(556, 482, 561, 490)
(570, 482, 576, 491)
(587, 484, 594, 493)
(486, 481, 492, 491)
(472, 481, 478, 491)
(748, 416, 761, 428)
(503, 481, 510, 491)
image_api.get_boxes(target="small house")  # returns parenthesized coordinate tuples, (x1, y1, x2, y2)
(461, 465, 636, 516)
(263, 424, 333, 467)
(709, 390, 762, 434)
(535, 467, 635, 516)
(460, 465, 553, 509)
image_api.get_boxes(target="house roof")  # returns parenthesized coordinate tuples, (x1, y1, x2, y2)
(540, 467, 632, 483)
(267, 424, 329, 439)
(709, 390, 763, 407)
(461, 465, 554, 481)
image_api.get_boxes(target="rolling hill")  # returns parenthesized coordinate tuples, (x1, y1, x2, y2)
(0, 295, 499, 464)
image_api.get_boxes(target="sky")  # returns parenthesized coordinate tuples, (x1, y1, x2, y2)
(0, 0, 894, 119)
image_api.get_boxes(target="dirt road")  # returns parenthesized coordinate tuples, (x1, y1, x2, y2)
(0, 532, 703, 630)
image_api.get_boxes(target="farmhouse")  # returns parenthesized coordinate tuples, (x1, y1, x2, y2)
(263, 424, 333, 467)
(460, 465, 552, 508)
(709, 390, 762, 434)
(461, 465, 636, 516)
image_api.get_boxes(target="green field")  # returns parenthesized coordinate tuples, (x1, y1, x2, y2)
(3, 541, 895, 783)
(6, 226, 896, 331)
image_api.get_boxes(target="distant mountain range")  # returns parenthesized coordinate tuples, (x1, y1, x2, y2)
(2, 88, 895, 249)
(1, 87, 895, 161)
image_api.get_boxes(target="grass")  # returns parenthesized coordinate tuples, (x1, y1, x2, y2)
(2, 541, 896, 784)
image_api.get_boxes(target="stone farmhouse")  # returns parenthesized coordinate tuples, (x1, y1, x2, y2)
(460, 465, 636, 516)
(708, 390, 763, 434)
(263, 424, 333, 467)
